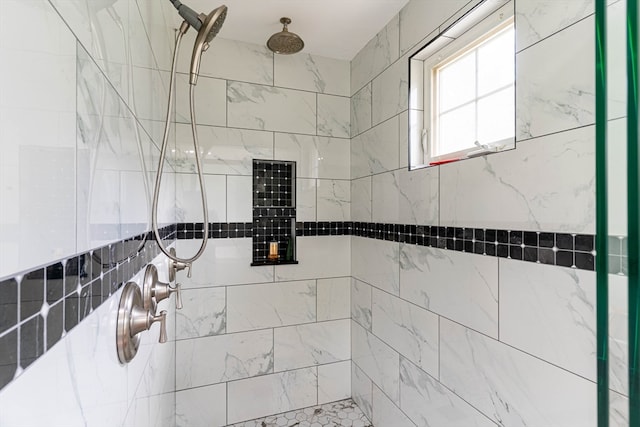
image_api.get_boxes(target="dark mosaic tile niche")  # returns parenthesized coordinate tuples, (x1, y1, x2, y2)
(251, 160, 298, 265)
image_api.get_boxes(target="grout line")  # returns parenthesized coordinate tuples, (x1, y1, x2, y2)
(515, 11, 596, 55)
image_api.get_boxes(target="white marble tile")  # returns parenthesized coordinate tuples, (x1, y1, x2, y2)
(500, 260, 596, 382)
(1, 129, 77, 277)
(175, 173, 226, 222)
(175, 73, 226, 126)
(132, 65, 168, 122)
(351, 116, 400, 179)
(178, 36, 274, 85)
(119, 171, 149, 229)
(228, 81, 316, 135)
(227, 367, 317, 424)
(351, 177, 373, 222)
(317, 277, 351, 322)
(175, 329, 273, 390)
(177, 239, 274, 288)
(372, 384, 416, 427)
(173, 124, 273, 176)
(127, 0, 157, 70)
(176, 383, 227, 427)
(351, 83, 372, 137)
(516, 16, 594, 140)
(516, 0, 594, 52)
(274, 319, 350, 371)
(398, 166, 439, 225)
(439, 125, 595, 233)
(318, 361, 352, 404)
(351, 15, 400, 95)
(352, 278, 373, 331)
(399, 0, 470, 54)
(352, 362, 373, 421)
(150, 168, 176, 228)
(47, 0, 92, 54)
(296, 178, 317, 222)
(372, 171, 400, 224)
(317, 94, 350, 138)
(275, 236, 351, 282)
(398, 110, 409, 169)
(372, 167, 438, 224)
(317, 179, 351, 221)
(400, 245, 499, 338)
(0, 303, 120, 426)
(135, 0, 174, 72)
(274, 53, 350, 96)
(227, 175, 252, 222)
(134, 329, 177, 397)
(129, 392, 175, 427)
(372, 59, 408, 126)
(352, 237, 400, 296)
(440, 318, 597, 426)
(0, 0, 77, 278)
(372, 289, 438, 378)
(227, 280, 316, 333)
(176, 287, 226, 340)
(399, 357, 496, 427)
(274, 133, 350, 180)
(352, 320, 400, 404)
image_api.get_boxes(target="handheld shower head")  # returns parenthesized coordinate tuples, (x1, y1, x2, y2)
(190, 5, 227, 85)
(170, 1, 227, 85)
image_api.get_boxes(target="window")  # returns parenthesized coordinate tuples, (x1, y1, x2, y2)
(409, 1, 515, 169)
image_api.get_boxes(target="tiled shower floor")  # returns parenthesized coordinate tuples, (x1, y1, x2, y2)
(225, 399, 373, 427)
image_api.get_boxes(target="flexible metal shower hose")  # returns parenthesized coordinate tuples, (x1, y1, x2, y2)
(151, 27, 210, 268)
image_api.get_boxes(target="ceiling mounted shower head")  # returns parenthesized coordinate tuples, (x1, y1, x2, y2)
(267, 17, 304, 55)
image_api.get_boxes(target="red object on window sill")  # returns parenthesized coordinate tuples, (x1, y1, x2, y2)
(429, 158, 461, 166)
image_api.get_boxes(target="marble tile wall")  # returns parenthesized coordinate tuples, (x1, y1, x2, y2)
(175, 239, 352, 425)
(173, 33, 352, 424)
(0, 0, 177, 424)
(349, 1, 626, 426)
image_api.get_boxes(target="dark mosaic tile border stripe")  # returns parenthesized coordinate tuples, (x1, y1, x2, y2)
(0, 225, 176, 391)
(0, 220, 626, 394)
(347, 223, 597, 271)
(173, 221, 627, 275)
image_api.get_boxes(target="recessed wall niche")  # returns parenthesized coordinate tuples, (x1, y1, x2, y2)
(251, 159, 298, 266)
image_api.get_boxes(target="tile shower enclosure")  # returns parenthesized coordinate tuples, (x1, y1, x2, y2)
(0, 1, 628, 427)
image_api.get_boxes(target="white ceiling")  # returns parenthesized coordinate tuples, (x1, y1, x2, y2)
(175, 0, 410, 60)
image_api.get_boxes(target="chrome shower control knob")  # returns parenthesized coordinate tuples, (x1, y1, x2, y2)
(130, 307, 168, 344)
(168, 248, 192, 282)
(156, 282, 183, 310)
(144, 264, 184, 310)
(117, 282, 167, 364)
(155, 311, 168, 343)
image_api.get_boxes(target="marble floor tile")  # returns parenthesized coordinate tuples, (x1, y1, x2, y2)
(225, 399, 371, 427)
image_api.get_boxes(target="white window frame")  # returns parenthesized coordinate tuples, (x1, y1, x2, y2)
(430, 20, 514, 162)
(408, 1, 515, 168)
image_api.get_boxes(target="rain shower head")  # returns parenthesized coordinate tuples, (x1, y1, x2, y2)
(267, 17, 304, 55)
(170, 1, 227, 85)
